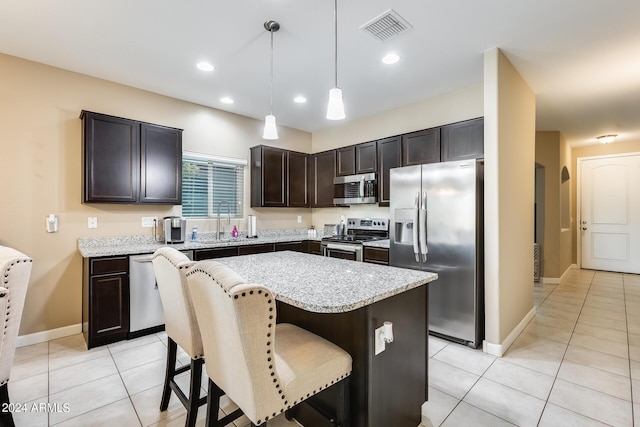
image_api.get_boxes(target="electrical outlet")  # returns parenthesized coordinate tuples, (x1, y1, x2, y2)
(87, 217, 98, 229)
(141, 216, 157, 227)
(374, 326, 385, 355)
(297, 215, 302, 224)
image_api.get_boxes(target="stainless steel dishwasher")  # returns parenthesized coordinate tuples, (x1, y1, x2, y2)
(129, 250, 193, 334)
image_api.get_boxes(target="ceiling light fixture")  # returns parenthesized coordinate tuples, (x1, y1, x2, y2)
(382, 53, 400, 64)
(294, 95, 307, 104)
(220, 97, 234, 104)
(326, 0, 345, 120)
(263, 20, 280, 140)
(196, 61, 214, 72)
(597, 134, 617, 144)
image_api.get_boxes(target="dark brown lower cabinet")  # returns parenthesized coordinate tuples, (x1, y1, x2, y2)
(194, 247, 239, 260)
(238, 243, 275, 256)
(274, 241, 309, 253)
(83, 256, 129, 349)
(308, 240, 322, 255)
(363, 247, 389, 265)
(278, 285, 427, 427)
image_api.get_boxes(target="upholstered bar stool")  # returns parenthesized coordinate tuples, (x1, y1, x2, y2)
(0, 246, 32, 427)
(152, 248, 206, 427)
(186, 260, 353, 427)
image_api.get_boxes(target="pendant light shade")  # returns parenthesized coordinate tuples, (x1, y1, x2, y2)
(263, 114, 278, 140)
(263, 20, 280, 140)
(327, 87, 345, 120)
(326, 0, 345, 120)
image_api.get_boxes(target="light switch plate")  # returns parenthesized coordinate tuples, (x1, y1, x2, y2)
(297, 215, 302, 224)
(87, 217, 98, 229)
(141, 216, 157, 227)
(374, 326, 385, 355)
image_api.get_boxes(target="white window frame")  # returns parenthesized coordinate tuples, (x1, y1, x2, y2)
(181, 151, 247, 218)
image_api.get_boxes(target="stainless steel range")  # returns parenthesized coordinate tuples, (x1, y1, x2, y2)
(321, 217, 389, 262)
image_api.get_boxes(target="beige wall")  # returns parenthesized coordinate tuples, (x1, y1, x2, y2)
(535, 131, 573, 278)
(0, 54, 312, 335)
(484, 48, 536, 347)
(571, 140, 640, 264)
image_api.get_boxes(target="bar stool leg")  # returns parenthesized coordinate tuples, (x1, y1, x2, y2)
(160, 337, 178, 411)
(185, 358, 203, 427)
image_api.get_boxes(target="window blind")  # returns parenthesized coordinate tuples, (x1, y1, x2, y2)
(182, 153, 245, 218)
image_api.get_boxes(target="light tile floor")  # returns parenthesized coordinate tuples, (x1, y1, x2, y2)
(8, 268, 640, 426)
(423, 269, 640, 427)
(9, 330, 300, 426)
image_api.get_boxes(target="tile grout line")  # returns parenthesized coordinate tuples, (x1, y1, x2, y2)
(623, 274, 636, 426)
(535, 270, 595, 427)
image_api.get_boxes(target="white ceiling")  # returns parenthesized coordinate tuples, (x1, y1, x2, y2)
(2, 0, 639, 147)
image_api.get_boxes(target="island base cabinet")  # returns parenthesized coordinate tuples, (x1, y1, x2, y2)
(277, 285, 427, 427)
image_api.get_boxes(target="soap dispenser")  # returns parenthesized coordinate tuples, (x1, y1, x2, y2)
(231, 225, 239, 238)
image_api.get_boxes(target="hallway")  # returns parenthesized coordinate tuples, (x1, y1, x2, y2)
(423, 268, 640, 426)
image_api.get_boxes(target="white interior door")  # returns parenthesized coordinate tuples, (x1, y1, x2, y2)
(580, 154, 640, 273)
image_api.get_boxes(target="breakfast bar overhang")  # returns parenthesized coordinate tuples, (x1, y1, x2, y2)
(216, 251, 438, 427)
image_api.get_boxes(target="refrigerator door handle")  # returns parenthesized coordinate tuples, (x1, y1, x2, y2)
(413, 191, 420, 262)
(419, 191, 428, 262)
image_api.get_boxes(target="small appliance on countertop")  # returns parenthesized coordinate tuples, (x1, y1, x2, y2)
(163, 216, 187, 243)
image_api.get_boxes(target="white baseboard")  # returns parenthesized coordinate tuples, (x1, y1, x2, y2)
(560, 264, 578, 283)
(541, 264, 578, 285)
(16, 324, 82, 348)
(482, 306, 536, 357)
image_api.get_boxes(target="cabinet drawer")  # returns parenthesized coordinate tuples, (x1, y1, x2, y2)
(363, 247, 389, 265)
(194, 247, 239, 260)
(275, 241, 308, 253)
(238, 244, 275, 256)
(90, 256, 129, 275)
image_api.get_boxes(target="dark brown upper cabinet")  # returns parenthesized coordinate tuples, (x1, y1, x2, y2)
(336, 146, 356, 176)
(81, 111, 182, 204)
(288, 150, 309, 207)
(336, 141, 378, 176)
(355, 141, 378, 173)
(401, 127, 440, 166)
(377, 136, 402, 206)
(309, 150, 336, 208)
(250, 145, 309, 208)
(440, 118, 484, 162)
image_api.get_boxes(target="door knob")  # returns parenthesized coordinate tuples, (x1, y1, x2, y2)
(582, 227, 587, 231)
(582, 221, 587, 224)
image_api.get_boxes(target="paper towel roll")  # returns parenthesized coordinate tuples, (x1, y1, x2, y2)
(247, 215, 257, 237)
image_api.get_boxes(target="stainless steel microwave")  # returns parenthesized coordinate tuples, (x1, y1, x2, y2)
(333, 173, 377, 205)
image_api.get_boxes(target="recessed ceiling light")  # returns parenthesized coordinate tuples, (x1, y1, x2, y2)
(196, 61, 214, 72)
(382, 53, 400, 64)
(220, 97, 234, 104)
(294, 95, 307, 103)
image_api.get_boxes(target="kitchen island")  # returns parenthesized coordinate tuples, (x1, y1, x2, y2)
(214, 251, 437, 427)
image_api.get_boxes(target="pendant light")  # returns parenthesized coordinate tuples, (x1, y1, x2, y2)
(326, 0, 345, 120)
(263, 20, 280, 140)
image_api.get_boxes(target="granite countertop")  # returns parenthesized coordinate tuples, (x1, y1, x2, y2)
(78, 229, 322, 258)
(212, 251, 437, 313)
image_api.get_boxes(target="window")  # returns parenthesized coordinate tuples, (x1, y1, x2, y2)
(181, 152, 246, 218)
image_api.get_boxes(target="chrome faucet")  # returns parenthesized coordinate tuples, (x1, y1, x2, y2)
(216, 200, 231, 240)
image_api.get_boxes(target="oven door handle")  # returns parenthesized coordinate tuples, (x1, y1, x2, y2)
(326, 243, 361, 252)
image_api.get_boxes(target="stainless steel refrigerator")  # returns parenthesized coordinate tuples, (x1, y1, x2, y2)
(389, 159, 484, 348)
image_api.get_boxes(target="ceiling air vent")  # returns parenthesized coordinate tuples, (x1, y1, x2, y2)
(359, 9, 412, 42)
